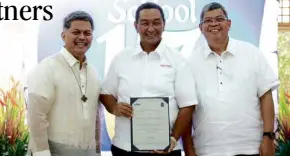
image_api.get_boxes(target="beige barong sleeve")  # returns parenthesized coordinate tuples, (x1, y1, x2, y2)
(27, 61, 54, 156)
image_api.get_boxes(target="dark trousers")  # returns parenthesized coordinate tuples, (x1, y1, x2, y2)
(111, 145, 182, 156)
(236, 154, 260, 156)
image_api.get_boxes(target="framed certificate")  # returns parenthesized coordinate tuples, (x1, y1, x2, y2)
(130, 97, 170, 152)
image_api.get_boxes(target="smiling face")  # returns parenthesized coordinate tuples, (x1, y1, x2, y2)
(199, 8, 231, 44)
(61, 20, 93, 59)
(134, 8, 165, 47)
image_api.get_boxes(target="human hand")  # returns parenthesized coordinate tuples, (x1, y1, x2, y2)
(112, 102, 133, 118)
(259, 137, 275, 156)
(151, 136, 177, 155)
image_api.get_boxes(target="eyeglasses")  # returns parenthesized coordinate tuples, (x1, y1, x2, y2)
(201, 16, 228, 25)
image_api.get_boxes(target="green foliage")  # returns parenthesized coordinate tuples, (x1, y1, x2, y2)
(278, 32, 290, 93)
(0, 77, 29, 156)
(276, 32, 290, 156)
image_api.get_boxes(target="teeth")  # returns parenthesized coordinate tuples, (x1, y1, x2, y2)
(211, 30, 219, 32)
(76, 43, 85, 46)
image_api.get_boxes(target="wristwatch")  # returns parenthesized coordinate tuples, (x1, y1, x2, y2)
(263, 132, 275, 140)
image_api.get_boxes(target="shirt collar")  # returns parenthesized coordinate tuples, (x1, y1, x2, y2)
(132, 40, 166, 58)
(60, 47, 88, 67)
(203, 36, 236, 58)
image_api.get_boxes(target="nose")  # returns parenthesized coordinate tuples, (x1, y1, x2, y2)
(209, 20, 219, 26)
(147, 24, 155, 32)
(78, 32, 86, 40)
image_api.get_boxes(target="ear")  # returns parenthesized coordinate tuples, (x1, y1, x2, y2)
(134, 21, 138, 33)
(227, 19, 232, 29)
(61, 31, 65, 41)
(199, 24, 203, 34)
(162, 21, 165, 31)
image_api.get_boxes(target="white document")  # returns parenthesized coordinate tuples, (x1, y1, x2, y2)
(130, 97, 170, 151)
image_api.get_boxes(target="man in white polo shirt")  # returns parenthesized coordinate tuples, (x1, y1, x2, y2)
(184, 2, 279, 156)
(100, 2, 198, 156)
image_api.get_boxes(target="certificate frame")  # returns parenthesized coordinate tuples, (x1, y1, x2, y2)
(130, 97, 170, 152)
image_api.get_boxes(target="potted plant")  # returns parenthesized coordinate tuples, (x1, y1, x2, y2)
(0, 76, 29, 156)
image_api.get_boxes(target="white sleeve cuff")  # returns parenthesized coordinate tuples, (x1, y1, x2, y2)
(178, 100, 198, 108)
(258, 81, 280, 97)
(100, 90, 117, 99)
(33, 150, 51, 156)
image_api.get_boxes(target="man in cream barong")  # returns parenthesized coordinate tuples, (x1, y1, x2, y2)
(26, 11, 101, 156)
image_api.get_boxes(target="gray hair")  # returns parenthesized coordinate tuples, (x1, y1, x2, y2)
(200, 2, 228, 23)
(63, 11, 94, 30)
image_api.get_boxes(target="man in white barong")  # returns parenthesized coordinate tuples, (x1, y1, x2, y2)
(26, 11, 101, 156)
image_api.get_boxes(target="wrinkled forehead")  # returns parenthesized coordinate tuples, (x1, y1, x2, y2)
(203, 9, 226, 19)
(67, 20, 93, 31)
(138, 9, 162, 21)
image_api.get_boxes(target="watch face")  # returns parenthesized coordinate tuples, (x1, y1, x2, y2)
(264, 132, 275, 139)
(270, 133, 276, 139)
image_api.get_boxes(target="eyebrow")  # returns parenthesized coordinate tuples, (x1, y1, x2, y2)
(71, 29, 92, 32)
(140, 18, 162, 22)
(204, 15, 225, 19)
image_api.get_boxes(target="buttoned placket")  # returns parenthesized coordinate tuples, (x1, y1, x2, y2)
(74, 63, 87, 101)
(140, 52, 159, 96)
(75, 63, 90, 123)
(77, 62, 90, 151)
(80, 64, 86, 96)
(216, 54, 225, 92)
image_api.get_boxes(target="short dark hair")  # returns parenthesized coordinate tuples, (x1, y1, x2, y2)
(135, 2, 165, 23)
(200, 2, 228, 23)
(63, 11, 94, 30)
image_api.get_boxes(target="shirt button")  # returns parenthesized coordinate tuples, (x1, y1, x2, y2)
(220, 82, 223, 84)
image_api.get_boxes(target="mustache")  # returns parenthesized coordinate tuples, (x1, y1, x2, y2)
(207, 27, 221, 31)
(74, 41, 89, 46)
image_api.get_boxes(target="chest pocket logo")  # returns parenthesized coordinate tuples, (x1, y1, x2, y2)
(157, 66, 174, 82)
